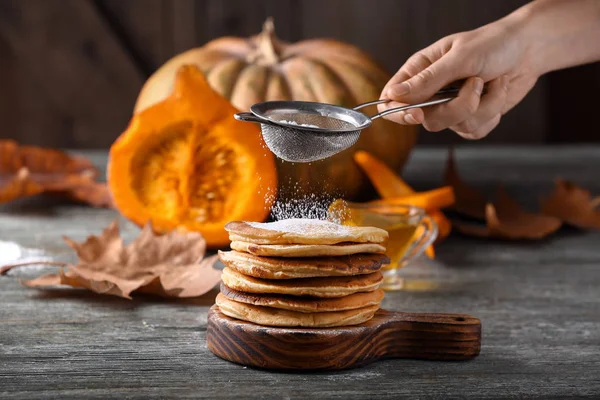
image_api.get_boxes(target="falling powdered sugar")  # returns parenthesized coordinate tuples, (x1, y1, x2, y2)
(260, 163, 345, 228)
(269, 192, 337, 221)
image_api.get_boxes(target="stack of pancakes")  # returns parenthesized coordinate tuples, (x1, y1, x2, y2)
(216, 218, 390, 328)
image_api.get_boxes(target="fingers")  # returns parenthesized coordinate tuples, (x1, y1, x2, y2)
(383, 53, 435, 99)
(380, 37, 452, 102)
(455, 113, 502, 140)
(382, 53, 431, 96)
(378, 75, 491, 128)
(383, 75, 509, 138)
(421, 77, 484, 132)
(376, 101, 425, 125)
(415, 75, 508, 139)
(378, 41, 453, 126)
(452, 73, 535, 140)
(379, 38, 460, 125)
(502, 75, 537, 114)
(385, 51, 468, 104)
(449, 75, 509, 138)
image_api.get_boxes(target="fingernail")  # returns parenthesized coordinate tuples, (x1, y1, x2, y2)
(390, 83, 410, 98)
(474, 78, 484, 96)
(404, 113, 419, 124)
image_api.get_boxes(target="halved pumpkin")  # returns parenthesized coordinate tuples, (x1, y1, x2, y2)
(108, 65, 277, 248)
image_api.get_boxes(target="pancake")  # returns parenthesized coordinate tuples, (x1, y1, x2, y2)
(225, 219, 388, 245)
(221, 267, 383, 298)
(216, 293, 379, 327)
(218, 250, 390, 279)
(230, 241, 386, 257)
(220, 283, 385, 313)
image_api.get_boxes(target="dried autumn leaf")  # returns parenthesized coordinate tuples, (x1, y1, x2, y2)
(67, 181, 114, 208)
(454, 187, 562, 239)
(444, 149, 487, 220)
(1, 221, 221, 299)
(540, 178, 600, 229)
(0, 168, 43, 203)
(0, 140, 112, 207)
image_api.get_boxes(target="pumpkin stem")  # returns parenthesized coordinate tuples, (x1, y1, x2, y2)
(248, 17, 281, 66)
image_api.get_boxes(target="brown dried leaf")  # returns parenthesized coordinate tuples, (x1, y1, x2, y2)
(23, 273, 63, 287)
(540, 178, 600, 229)
(0, 168, 44, 203)
(443, 149, 487, 219)
(454, 187, 562, 239)
(4, 221, 221, 299)
(0, 140, 112, 207)
(66, 181, 114, 208)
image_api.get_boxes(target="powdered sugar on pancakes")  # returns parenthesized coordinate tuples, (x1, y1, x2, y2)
(247, 218, 352, 236)
(226, 219, 388, 246)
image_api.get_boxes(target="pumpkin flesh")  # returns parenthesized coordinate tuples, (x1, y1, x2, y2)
(109, 65, 277, 248)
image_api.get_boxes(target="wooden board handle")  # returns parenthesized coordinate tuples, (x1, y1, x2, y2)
(207, 306, 481, 370)
(375, 310, 481, 361)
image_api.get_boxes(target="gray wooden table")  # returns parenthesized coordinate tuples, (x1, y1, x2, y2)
(1, 147, 599, 399)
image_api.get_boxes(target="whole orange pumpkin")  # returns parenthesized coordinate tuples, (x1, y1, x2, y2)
(134, 18, 417, 201)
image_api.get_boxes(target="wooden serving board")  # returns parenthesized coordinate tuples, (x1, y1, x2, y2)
(207, 306, 481, 371)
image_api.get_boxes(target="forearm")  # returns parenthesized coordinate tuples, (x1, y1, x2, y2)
(511, 0, 600, 75)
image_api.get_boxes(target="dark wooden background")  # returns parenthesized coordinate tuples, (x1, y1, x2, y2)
(0, 0, 598, 149)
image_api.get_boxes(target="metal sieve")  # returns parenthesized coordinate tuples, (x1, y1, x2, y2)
(234, 88, 460, 163)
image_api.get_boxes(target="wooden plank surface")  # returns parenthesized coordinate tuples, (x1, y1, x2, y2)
(1, 147, 600, 398)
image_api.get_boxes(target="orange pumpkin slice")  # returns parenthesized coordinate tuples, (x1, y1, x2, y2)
(108, 65, 277, 248)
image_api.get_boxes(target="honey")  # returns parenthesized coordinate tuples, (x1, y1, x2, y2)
(378, 223, 419, 270)
(328, 199, 438, 290)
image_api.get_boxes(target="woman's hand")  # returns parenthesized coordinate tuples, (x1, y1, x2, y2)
(379, 0, 600, 140)
(379, 13, 536, 140)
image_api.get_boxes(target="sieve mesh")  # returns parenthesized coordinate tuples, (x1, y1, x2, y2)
(240, 90, 461, 163)
(260, 112, 361, 163)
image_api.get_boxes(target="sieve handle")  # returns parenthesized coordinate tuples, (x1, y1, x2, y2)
(369, 95, 457, 120)
(356, 83, 492, 120)
(352, 87, 461, 111)
(352, 98, 392, 110)
(234, 112, 272, 124)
